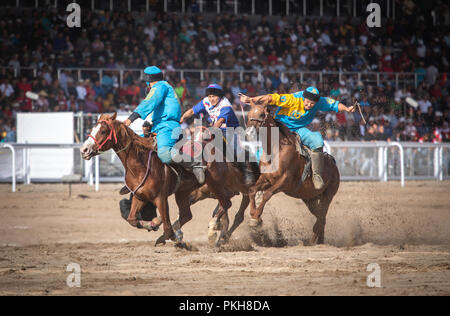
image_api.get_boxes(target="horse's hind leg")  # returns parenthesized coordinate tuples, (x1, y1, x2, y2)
(303, 197, 326, 245)
(304, 189, 336, 245)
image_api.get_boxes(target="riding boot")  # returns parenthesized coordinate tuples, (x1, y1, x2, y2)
(191, 162, 206, 185)
(171, 159, 206, 185)
(311, 149, 326, 190)
(119, 186, 130, 195)
(171, 146, 206, 185)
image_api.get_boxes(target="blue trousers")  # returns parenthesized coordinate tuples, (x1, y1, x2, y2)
(294, 127, 324, 151)
(153, 122, 181, 164)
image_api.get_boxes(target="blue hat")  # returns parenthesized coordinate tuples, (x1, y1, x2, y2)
(206, 84, 224, 97)
(304, 86, 320, 102)
(306, 86, 320, 95)
(207, 84, 222, 90)
(144, 66, 162, 75)
(143, 66, 163, 84)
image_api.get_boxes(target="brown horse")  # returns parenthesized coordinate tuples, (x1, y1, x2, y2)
(245, 102, 340, 244)
(80, 113, 254, 247)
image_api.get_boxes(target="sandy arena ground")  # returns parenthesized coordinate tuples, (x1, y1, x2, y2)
(0, 181, 449, 296)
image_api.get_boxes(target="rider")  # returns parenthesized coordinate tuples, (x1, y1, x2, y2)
(180, 84, 240, 133)
(240, 86, 355, 190)
(124, 66, 206, 184)
(140, 120, 152, 138)
(180, 84, 258, 185)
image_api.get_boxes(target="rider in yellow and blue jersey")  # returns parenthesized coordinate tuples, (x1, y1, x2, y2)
(241, 86, 355, 190)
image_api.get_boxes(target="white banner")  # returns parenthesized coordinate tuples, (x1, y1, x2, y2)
(17, 112, 74, 180)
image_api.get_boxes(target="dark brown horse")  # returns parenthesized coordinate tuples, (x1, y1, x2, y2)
(246, 102, 340, 244)
(80, 113, 254, 247)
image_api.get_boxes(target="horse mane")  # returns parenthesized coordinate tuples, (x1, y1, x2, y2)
(114, 120, 156, 159)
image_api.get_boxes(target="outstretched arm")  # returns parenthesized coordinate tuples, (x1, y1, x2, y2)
(338, 103, 356, 113)
(180, 108, 195, 123)
(239, 93, 273, 107)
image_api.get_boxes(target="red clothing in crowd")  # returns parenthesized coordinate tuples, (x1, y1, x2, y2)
(17, 81, 31, 94)
(16, 95, 32, 111)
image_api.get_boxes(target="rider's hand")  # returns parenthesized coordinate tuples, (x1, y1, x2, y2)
(238, 93, 250, 104)
(347, 106, 356, 113)
(124, 119, 132, 127)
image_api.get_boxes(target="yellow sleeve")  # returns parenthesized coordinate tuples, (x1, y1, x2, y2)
(269, 93, 299, 109)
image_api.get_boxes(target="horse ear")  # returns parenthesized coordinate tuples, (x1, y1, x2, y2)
(110, 112, 117, 121)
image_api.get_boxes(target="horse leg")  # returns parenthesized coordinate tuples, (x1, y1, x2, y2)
(126, 195, 145, 227)
(216, 212, 230, 247)
(224, 194, 249, 241)
(207, 206, 221, 246)
(171, 190, 194, 248)
(153, 195, 175, 246)
(303, 193, 333, 245)
(248, 186, 259, 224)
(249, 175, 287, 228)
(305, 168, 340, 245)
(208, 190, 234, 246)
(205, 163, 232, 211)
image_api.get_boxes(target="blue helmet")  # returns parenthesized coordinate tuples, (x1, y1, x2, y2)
(304, 86, 320, 102)
(206, 84, 224, 97)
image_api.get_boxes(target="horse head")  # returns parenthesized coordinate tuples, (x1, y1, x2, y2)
(80, 112, 118, 160)
(245, 99, 275, 141)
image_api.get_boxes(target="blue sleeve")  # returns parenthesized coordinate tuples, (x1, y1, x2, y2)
(192, 100, 206, 116)
(318, 96, 339, 113)
(134, 84, 167, 119)
(217, 107, 234, 121)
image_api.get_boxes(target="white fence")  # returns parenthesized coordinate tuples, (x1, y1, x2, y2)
(1, 66, 428, 90)
(1, 141, 449, 193)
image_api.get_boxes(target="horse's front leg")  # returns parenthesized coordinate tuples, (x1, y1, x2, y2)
(225, 194, 250, 241)
(153, 195, 175, 246)
(127, 196, 145, 227)
(249, 174, 287, 227)
(248, 186, 260, 227)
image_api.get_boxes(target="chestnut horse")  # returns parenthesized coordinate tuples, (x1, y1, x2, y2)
(246, 102, 340, 244)
(80, 113, 254, 247)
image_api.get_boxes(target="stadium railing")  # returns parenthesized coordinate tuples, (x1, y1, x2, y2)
(0, 66, 426, 90)
(1, 141, 449, 193)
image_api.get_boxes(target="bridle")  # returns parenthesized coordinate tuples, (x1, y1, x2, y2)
(88, 119, 130, 154)
(248, 106, 273, 128)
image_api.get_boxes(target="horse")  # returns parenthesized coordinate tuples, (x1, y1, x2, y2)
(80, 112, 255, 247)
(245, 102, 340, 245)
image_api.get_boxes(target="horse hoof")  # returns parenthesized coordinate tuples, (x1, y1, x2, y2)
(155, 235, 166, 246)
(175, 241, 192, 251)
(249, 218, 263, 228)
(208, 232, 217, 246)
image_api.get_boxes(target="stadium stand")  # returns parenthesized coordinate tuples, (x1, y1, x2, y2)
(0, 0, 449, 143)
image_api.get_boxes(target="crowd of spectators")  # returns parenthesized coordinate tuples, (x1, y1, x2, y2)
(0, 1, 449, 143)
